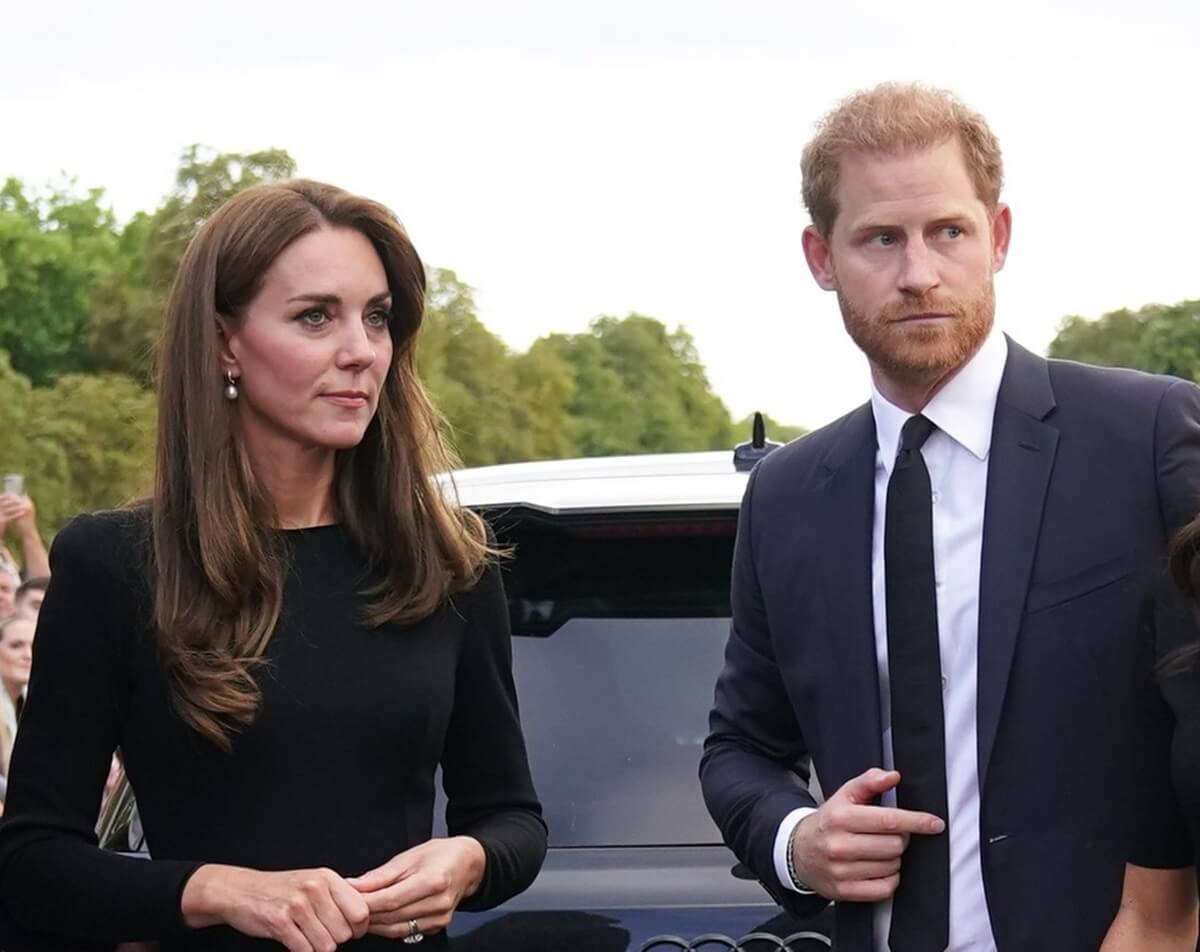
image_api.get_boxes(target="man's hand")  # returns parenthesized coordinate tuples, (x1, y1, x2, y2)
(791, 767, 944, 903)
(347, 837, 486, 940)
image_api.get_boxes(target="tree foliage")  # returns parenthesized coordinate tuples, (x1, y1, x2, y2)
(535, 314, 735, 457)
(0, 354, 155, 534)
(2, 151, 805, 533)
(1048, 300, 1200, 381)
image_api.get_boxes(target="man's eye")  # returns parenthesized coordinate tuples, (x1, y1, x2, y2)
(874, 233, 896, 246)
(942, 225, 963, 239)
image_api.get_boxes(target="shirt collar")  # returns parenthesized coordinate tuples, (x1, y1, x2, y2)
(870, 326, 1008, 466)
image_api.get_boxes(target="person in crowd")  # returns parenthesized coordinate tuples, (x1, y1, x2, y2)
(699, 82, 1200, 952)
(0, 179, 546, 951)
(0, 492, 50, 582)
(12, 577, 47, 621)
(0, 566, 16, 619)
(0, 614, 34, 716)
(0, 614, 30, 803)
(0, 689, 14, 794)
(0, 614, 32, 804)
(1099, 543, 1200, 947)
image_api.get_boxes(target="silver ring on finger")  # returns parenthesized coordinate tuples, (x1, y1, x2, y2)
(402, 918, 424, 944)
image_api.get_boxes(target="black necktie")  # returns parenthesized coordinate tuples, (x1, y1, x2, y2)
(886, 414, 950, 952)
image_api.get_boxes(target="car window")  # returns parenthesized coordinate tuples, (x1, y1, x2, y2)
(493, 510, 736, 848)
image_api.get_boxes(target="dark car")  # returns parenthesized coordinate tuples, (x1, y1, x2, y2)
(440, 443, 832, 951)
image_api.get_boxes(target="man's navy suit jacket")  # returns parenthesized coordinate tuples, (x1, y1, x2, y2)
(700, 338, 1200, 951)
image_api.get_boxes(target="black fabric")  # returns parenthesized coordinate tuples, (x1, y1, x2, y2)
(0, 510, 546, 950)
(1129, 577, 1199, 875)
(884, 415, 949, 952)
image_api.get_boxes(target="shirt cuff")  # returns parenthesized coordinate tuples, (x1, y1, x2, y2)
(772, 806, 818, 893)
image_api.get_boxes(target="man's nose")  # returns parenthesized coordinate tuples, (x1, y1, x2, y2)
(898, 241, 940, 296)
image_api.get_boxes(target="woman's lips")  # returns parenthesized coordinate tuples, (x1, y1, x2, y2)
(321, 390, 370, 407)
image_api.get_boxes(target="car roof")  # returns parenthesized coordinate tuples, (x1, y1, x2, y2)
(446, 450, 749, 515)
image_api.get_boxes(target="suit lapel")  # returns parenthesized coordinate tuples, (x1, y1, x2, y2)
(816, 404, 884, 777)
(977, 338, 1058, 787)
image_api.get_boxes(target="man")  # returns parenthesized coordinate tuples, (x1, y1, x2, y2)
(12, 577, 47, 621)
(699, 83, 1200, 951)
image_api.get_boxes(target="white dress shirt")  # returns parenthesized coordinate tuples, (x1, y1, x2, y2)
(773, 328, 1008, 952)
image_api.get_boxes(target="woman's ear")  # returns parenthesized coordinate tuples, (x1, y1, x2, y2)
(215, 317, 240, 377)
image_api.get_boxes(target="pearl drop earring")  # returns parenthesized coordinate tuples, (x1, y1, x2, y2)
(223, 371, 239, 401)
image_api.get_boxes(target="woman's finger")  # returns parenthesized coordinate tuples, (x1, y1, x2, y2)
(275, 918, 314, 952)
(368, 891, 455, 927)
(327, 875, 371, 939)
(292, 901, 340, 952)
(367, 915, 449, 940)
(347, 852, 414, 893)
(360, 873, 437, 915)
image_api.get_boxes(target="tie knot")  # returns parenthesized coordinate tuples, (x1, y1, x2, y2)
(899, 414, 936, 453)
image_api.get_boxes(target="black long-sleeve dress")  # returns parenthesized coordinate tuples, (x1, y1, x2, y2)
(0, 509, 546, 950)
(1129, 577, 1200, 876)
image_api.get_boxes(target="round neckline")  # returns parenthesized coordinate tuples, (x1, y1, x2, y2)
(276, 523, 342, 535)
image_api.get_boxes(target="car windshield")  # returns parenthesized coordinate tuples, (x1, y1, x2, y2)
(484, 509, 736, 848)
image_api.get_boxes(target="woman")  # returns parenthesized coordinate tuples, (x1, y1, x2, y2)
(0, 180, 546, 951)
(0, 614, 34, 712)
(1100, 524, 1200, 949)
(0, 613, 33, 816)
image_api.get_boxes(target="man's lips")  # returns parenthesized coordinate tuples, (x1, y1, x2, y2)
(891, 312, 955, 323)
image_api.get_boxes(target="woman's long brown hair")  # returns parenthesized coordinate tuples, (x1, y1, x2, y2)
(1170, 518, 1200, 601)
(152, 179, 490, 750)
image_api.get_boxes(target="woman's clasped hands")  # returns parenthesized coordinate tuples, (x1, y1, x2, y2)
(347, 835, 486, 942)
(178, 836, 486, 952)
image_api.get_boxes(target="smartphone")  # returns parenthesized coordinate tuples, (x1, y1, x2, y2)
(3, 473, 24, 496)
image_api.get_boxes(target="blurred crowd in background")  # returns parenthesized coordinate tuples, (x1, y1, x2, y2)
(0, 485, 49, 809)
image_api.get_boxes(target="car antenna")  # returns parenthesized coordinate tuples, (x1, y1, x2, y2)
(733, 412, 782, 472)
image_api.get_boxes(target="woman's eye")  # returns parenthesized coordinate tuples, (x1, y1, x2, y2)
(365, 309, 392, 328)
(299, 309, 330, 327)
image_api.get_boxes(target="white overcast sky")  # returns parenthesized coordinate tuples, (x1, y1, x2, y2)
(4, 0, 1198, 429)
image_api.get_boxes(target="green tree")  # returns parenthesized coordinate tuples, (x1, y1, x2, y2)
(0, 353, 154, 536)
(0, 148, 298, 387)
(0, 179, 122, 384)
(418, 269, 576, 466)
(539, 314, 734, 456)
(1048, 300, 1200, 381)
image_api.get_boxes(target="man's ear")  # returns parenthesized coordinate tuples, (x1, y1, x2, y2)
(802, 225, 837, 291)
(991, 203, 1012, 273)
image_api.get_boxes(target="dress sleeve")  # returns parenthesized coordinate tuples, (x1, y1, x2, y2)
(440, 558, 547, 911)
(0, 514, 201, 943)
(1127, 580, 1194, 870)
(1153, 378, 1200, 536)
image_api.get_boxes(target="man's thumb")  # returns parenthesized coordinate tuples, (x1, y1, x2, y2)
(840, 767, 901, 804)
